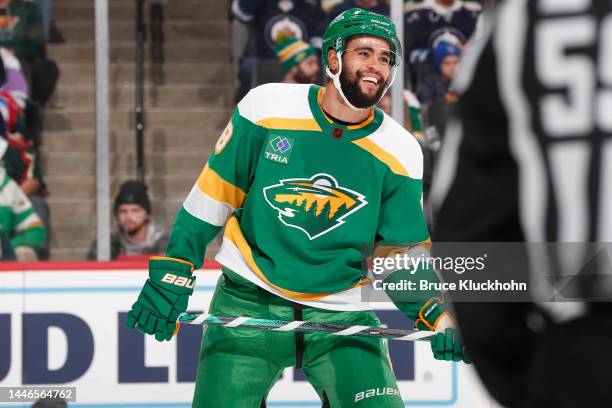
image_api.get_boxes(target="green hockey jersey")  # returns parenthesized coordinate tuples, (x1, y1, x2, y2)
(0, 165, 46, 251)
(166, 83, 429, 311)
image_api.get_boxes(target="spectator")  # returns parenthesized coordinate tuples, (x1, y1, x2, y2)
(33, 0, 52, 43)
(232, 0, 325, 59)
(0, 157, 46, 261)
(325, 0, 389, 24)
(417, 38, 461, 108)
(321, 0, 342, 13)
(87, 181, 169, 260)
(0, 0, 59, 106)
(0, 135, 49, 258)
(377, 92, 390, 113)
(377, 90, 424, 136)
(0, 47, 27, 108)
(404, 0, 480, 67)
(7, 126, 49, 259)
(0, 0, 44, 61)
(0, 47, 49, 257)
(274, 37, 320, 84)
(0, 47, 27, 134)
(231, 0, 326, 100)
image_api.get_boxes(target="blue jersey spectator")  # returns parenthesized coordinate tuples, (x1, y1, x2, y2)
(404, 0, 480, 65)
(418, 39, 461, 107)
(325, 0, 389, 25)
(231, 0, 326, 59)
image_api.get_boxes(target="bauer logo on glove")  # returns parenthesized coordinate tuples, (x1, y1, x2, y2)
(126, 256, 195, 342)
(160, 272, 196, 289)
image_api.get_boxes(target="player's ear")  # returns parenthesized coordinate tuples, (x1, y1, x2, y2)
(328, 49, 339, 74)
(289, 65, 298, 77)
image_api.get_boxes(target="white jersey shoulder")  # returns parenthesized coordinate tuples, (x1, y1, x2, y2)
(237, 83, 313, 124)
(364, 113, 424, 179)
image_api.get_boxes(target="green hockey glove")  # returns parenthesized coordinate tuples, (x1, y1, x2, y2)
(430, 328, 472, 364)
(413, 296, 471, 364)
(127, 256, 195, 342)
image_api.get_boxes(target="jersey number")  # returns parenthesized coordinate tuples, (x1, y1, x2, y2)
(536, 5, 612, 136)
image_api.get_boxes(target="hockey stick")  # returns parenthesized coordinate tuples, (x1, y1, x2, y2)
(176, 312, 435, 341)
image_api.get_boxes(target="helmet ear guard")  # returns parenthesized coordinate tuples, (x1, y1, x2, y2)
(324, 51, 364, 110)
(324, 50, 397, 110)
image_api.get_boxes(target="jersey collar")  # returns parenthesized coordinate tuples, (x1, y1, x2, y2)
(308, 85, 383, 141)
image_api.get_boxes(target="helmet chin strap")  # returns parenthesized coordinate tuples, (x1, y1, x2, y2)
(325, 51, 398, 111)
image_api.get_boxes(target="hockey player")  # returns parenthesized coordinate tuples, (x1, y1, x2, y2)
(127, 8, 469, 407)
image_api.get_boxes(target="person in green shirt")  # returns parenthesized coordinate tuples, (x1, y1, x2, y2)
(0, 162, 45, 260)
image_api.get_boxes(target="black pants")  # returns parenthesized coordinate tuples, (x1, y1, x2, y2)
(455, 302, 612, 408)
(27, 58, 60, 105)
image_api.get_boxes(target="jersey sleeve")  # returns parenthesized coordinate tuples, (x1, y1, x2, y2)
(377, 164, 430, 247)
(377, 170, 442, 323)
(375, 142, 443, 324)
(165, 99, 265, 269)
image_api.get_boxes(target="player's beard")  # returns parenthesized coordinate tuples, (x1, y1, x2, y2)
(339, 69, 387, 109)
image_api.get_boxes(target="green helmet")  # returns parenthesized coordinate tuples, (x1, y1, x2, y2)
(322, 8, 402, 72)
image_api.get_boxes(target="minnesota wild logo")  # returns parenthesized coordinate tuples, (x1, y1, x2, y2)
(263, 173, 368, 240)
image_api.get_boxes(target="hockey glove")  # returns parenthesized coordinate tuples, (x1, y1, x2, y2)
(415, 297, 471, 364)
(430, 328, 471, 363)
(127, 256, 195, 342)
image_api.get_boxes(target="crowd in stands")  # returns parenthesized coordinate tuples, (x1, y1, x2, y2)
(0, 1, 179, 262)
(0, 0, 483, 261)
(0, 0, 60, 261)
(230, 0, 483, 224)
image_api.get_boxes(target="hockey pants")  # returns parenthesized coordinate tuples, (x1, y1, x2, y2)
(192, 268, 405, 408)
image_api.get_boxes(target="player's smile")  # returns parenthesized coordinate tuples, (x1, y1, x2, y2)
(359, 72, 383, 93)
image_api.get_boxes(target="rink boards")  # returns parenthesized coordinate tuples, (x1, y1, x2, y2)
(0, 262, 495, 407)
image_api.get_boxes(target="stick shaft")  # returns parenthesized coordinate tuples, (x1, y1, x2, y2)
(177, 312, 434, 341)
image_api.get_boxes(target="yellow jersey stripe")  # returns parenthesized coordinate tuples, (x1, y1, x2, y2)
(256, 117, 322, 131)
(150, 256, 195, 272)
(27, 220, 44, 229)
(351, 138, 410, 177)
(196, 164, 247, 209)
(224, 216, 369, 300)
(316, 88, 334, 124)
(347, 110, 375, 129)
(316, 88, 376, 129)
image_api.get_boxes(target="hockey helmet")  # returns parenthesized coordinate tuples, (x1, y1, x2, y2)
(321, 8, 402, 110)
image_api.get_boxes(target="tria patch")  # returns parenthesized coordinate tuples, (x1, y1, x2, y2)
(263, 173, 368, 240)
(264, 135, 294, 164)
